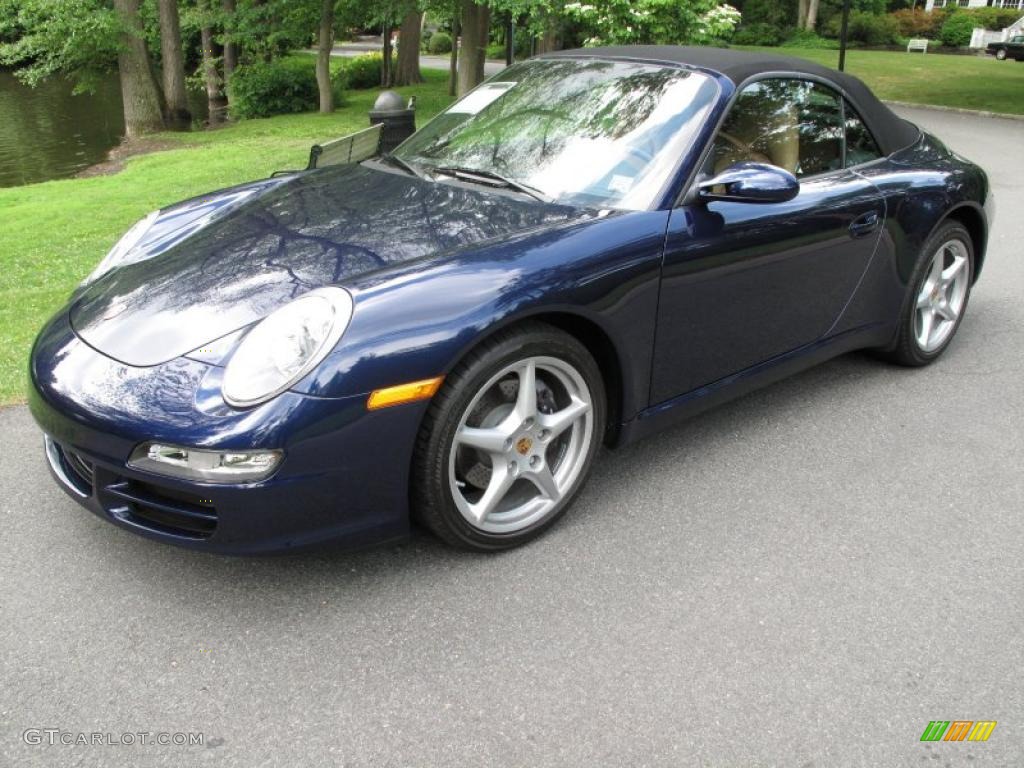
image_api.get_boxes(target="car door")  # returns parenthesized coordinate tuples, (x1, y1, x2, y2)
(650, 77, 886, 404)
(1012, 36, 1024, 60)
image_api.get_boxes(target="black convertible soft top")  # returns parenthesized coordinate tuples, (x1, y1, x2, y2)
(544, 45, 921, 156)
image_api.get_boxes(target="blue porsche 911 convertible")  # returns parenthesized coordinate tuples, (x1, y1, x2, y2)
(30, 46, 992, 553)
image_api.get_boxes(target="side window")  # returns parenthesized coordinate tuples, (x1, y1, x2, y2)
(844, 100, 882, 167)
(711, 78, 844, 179)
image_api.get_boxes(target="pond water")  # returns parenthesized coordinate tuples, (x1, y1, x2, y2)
(0, 71, 207, 188)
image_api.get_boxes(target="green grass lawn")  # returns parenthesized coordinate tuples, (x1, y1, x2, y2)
(0, 69, 453, 405)
(742, 46, 1024, 115)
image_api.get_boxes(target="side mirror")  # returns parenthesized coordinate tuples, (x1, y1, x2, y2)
(698, 161, 799, 204)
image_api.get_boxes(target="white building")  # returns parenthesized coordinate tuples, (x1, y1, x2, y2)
(922, 0, 1024, 47)
(925, 0, 1021, 8)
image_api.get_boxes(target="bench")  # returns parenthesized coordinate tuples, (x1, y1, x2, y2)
(273, 123, 383, 176)
(306, 123, 383, 169)
(907, 38, 928, 53)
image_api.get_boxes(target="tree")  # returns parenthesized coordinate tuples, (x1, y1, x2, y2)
(534, 12, 559, 54)
(565, 0, 741, 45)
(315, 0, 334, 112)
(157, 0, 191, 128)
(805, 0, 819, 30)
(222, 0, 238, 82)
(448, 11, 459, 96)
(492, 0, 562, 54)
(0, 0, 173, 135)
(113, 0, 166, 136)
(0, 0, 116, 92)
(395, 8, 424, 86)
(456, 0, 489, 95)
(198, 0, 227, 124)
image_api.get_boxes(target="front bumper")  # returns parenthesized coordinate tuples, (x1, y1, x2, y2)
(29, 310, 423, 554)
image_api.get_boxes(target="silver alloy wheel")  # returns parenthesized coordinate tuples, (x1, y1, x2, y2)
(914, 238, 969, 353)
(448, 356, 594, 534)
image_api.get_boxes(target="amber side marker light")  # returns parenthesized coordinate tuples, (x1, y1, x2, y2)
(367, 376, 444, 410)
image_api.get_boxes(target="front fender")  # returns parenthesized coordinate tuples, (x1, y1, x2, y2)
(294, 211, 671, 424)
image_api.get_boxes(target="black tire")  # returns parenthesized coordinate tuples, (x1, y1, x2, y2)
(412, 322, 606, 551)
(882, 221, 974, 367)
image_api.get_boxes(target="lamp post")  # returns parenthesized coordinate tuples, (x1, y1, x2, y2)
(838, 0, 852, 71)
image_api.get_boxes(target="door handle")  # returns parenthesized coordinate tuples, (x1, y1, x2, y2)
(849, 211, 881, 238)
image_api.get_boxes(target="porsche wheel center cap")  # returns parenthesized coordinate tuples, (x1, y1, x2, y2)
(515, 437, 533, 456)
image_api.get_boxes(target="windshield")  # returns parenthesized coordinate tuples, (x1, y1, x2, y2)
(394, 57, 719, 210)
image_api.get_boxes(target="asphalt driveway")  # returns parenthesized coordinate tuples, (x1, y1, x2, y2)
(1, 106, 1022, 767)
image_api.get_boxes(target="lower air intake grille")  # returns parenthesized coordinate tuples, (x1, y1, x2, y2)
(45, 437, 94, 496)
(64, 449, 94, 487)
(101, 479, 218, 539)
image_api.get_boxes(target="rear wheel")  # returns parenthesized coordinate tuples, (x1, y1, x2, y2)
(413, 323, 605, 550)
(996, 48, 1008, 60)
(883, 221, 974, 366)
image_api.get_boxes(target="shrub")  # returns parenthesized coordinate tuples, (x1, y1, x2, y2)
(824, 11, 900, 46)
(428, 31, 452, 54)
(733, 22, 787, 47)
(964, 7, 1022, 31)
(340, 53, 384, 90)
(890, 8, 948, 40)
(486, 42, 505, 60)
(785, 29, 839, 49)
(940, 12, 976, 48)
(229, 58, 344, 119)
(741, 0, 795, 29)
(421, 28, 433, 52)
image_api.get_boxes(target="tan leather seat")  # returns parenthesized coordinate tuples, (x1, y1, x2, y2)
(713, 102, 800, 175)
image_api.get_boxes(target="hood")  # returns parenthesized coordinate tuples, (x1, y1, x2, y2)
(70, 164, 586, 367)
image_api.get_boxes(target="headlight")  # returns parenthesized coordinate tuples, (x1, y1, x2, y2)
(128, 442, 282, 483)
(222, 287, 353, 407)
(81, 210, 159, 287)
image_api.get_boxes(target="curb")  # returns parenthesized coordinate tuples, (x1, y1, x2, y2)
(883, 100, 1024, 121)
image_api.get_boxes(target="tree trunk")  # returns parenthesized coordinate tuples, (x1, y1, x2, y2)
(381, 21, 393, 87)
(805, 0, 820, 31)
(113, 0, 165, 137)
(448, 12, 460, 97)
(797, 0, 809, 30)
(200, 24, 227, 124)
(534, 9, 558, 53)
(504, 13, 513, 66)
(220, 0, 235, 88)
(316, 0, 334, 113)
(157, 0, 190, 129)
(456, 0, 489, 96)
(395, 10, 424, 86)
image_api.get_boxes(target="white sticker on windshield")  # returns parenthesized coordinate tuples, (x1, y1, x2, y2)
(608, 175, 634, 194)
(448, 82, 516, 115)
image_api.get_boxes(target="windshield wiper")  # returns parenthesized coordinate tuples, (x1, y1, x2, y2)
(377, 153, 427, 180)
(430, 165, 552, 203)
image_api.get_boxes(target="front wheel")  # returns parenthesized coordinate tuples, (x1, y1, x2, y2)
(413, 323, 605, 550)
(883, 221, 974, 366)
